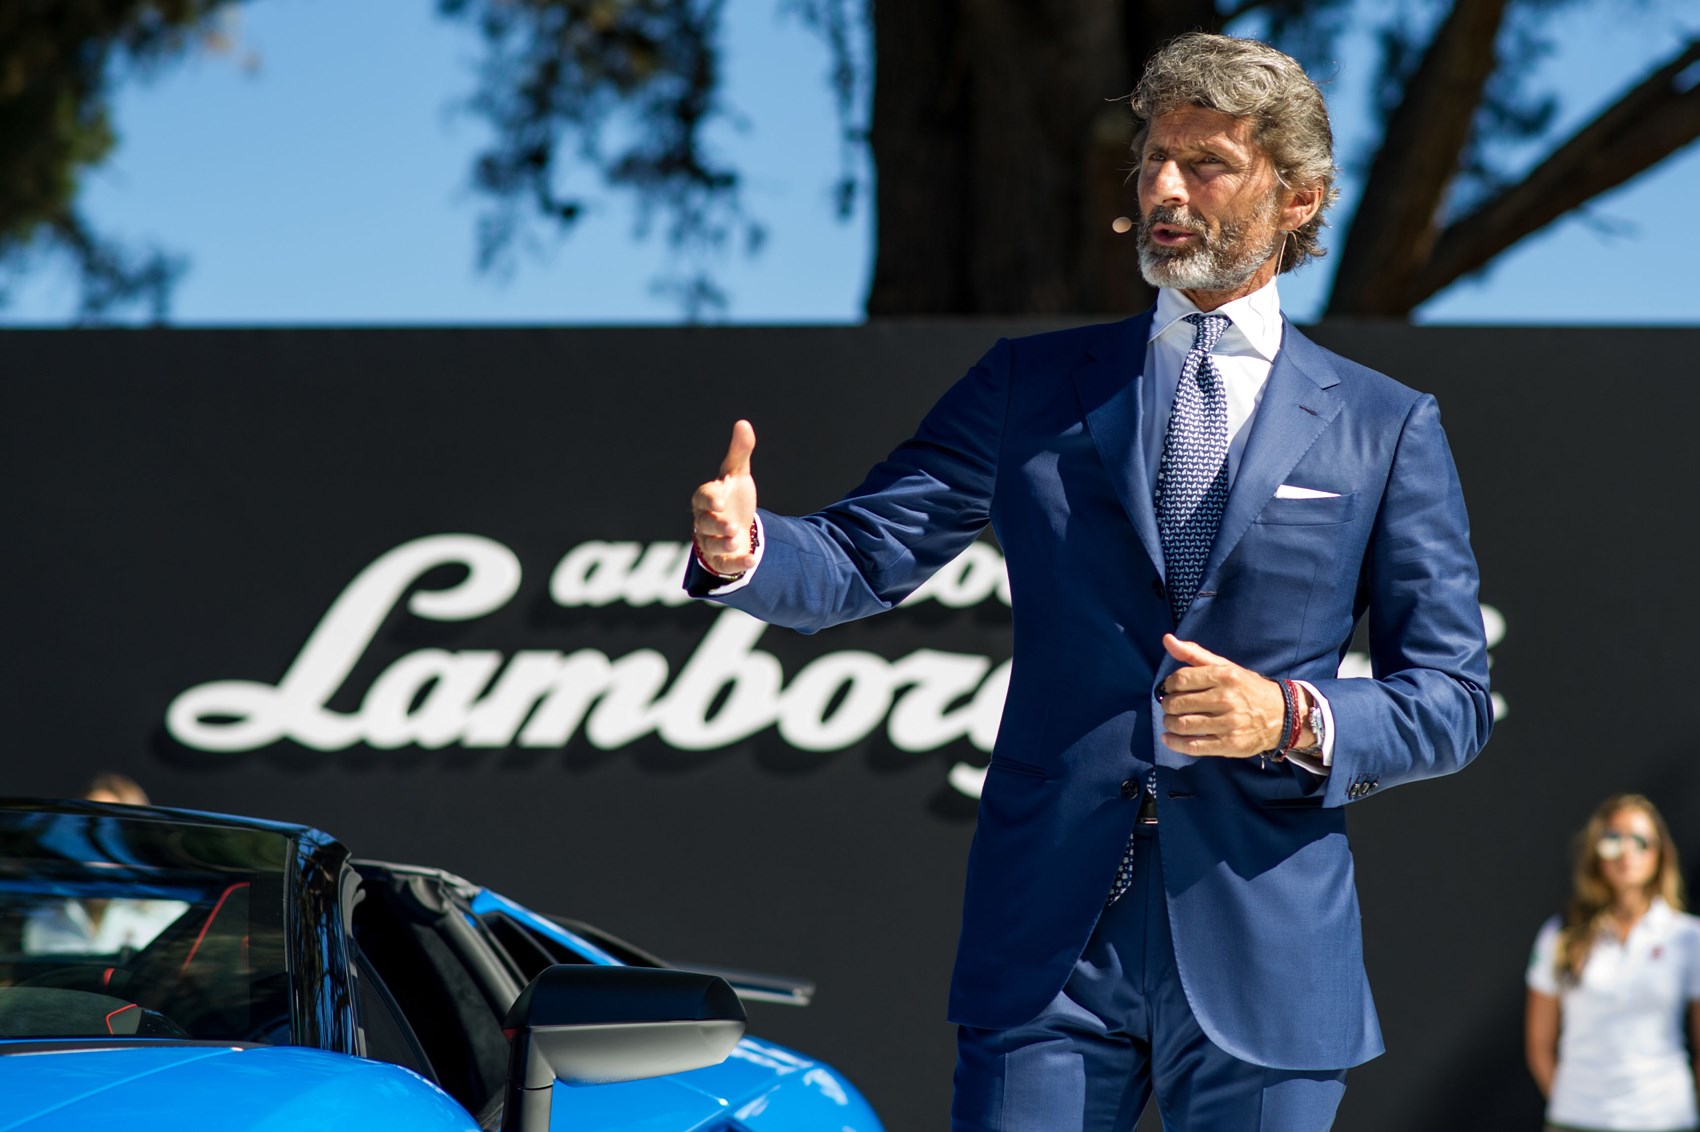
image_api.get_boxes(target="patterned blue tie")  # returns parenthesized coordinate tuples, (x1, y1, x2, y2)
(1155, 312, 1232, 623)
(1109, 311, 1232, 906)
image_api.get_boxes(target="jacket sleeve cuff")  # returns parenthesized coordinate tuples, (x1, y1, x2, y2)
(1285, 680, 1334, 776)
(684, 514, 766, 598)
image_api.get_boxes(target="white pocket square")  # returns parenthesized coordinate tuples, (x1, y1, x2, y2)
(1274, 484, 1341, 500)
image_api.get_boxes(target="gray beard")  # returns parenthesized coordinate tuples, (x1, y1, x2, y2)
(1137, 205, 1281, 293)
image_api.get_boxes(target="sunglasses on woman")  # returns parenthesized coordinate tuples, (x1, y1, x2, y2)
(1597, 830, 1656, 859)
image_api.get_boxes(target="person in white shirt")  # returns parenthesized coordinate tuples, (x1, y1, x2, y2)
(24, 895, 187, 955)
(22, 773, 188, 956)
(1527, 794, 1700, 1132)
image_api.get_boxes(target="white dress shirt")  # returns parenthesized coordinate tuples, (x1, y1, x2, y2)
(1141, 280, 1285, 489)
(1528, 899, 1700, 1131)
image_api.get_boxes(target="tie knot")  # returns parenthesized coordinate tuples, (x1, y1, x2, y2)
(1183, 312, 1230, 354)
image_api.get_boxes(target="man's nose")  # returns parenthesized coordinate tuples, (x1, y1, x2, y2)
(1148, 160, 1187, 207)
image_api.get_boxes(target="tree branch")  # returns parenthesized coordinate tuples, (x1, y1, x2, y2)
(1326, 0, 1513, 317)
(1408, 36, 1700, 306)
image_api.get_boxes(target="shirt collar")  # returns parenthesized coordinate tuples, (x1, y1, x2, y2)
(1150, 277, 1284, 362)
(1599, 897, 1674, 945)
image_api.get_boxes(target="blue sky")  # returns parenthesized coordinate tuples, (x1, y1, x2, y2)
(3, 1, 1696, 326)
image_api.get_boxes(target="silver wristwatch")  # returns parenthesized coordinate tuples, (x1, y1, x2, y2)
(1292, 702, 1326, 756)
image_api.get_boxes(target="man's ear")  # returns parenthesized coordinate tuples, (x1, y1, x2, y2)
(1281, 183, 1323, 232)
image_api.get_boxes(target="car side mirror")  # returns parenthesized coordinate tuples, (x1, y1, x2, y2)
(500, 964, 747, 1132)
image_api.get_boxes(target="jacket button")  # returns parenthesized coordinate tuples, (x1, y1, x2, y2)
(1150, 579, 1165, 600)
(1121, 779, 1139, 800)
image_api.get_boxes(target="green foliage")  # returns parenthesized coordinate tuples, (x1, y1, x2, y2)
(438, 0, 758, 318)
(0, 0, 227, 320)
(780, 0, 869, 221)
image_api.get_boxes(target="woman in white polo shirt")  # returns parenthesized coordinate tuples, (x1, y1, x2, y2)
(1527, 794, 1700, 1132)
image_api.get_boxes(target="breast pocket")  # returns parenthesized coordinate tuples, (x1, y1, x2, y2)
(1215, 489, 1367, 664)
(1254, 491, 1358, 526)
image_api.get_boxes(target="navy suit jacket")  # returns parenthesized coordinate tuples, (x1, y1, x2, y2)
(692, 311, 1493, 1070)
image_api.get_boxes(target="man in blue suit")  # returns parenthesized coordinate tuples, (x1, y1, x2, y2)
(687, 33, 1492, 1132)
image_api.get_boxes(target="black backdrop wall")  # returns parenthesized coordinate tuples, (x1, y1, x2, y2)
(4, 322, 1697, 1130)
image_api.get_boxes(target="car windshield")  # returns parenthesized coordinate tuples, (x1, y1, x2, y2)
(0, 807, 293, 1044)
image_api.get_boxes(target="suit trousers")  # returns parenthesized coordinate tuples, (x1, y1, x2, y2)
(951, 825, 1348, 1131)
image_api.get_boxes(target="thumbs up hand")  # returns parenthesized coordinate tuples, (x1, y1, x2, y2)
(690, 420, 759, 577)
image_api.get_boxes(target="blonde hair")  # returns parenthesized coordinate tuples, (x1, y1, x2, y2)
(84, 772, 150, 806)
(1556, 793, 1685, 985)
(1127, 32, 1339, 273)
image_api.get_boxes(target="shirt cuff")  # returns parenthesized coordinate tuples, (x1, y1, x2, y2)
(1286, 679, 1334, 776)
(700, 513, 766, 596)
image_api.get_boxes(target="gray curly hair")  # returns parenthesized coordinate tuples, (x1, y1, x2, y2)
(1128, 33, 1340, 273)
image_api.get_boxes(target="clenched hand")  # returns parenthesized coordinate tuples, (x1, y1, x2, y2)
(1158, 633, 1295, 758)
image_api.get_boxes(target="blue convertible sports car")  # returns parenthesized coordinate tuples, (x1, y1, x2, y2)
(0, 799, 883, 1131)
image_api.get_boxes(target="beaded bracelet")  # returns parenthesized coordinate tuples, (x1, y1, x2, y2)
(1282, 680, 1304, 752)
(693, 519, 760, 584)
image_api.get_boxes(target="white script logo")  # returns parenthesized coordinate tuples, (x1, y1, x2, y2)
(166, 535, 1011, 797)
(166, 534, 1505, 800)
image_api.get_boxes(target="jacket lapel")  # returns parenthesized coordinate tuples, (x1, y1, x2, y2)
(1192, 320, 1343, 598)
(1071, 310, 1164, 580)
